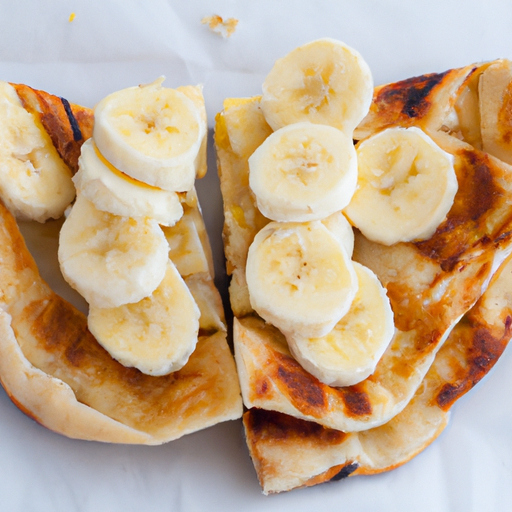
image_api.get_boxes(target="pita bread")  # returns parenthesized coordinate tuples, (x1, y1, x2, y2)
(215, 59, 512, 491)
(243, 250, 512, 493)
(0, 84, 243, 443)
(216, 84, 512, 433)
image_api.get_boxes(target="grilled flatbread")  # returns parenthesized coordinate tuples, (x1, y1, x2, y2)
(243, 250, 512, 493)
(0, 84, 243, 443)
(216, 90, 512, 433)
(215, 59, 512, 491)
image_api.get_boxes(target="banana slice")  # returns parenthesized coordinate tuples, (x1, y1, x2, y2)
(260, 38, 373, 135)
(248, 122, 358, 222)
(58, 195, 169, 309)
(345, 127, 458, 246)
(246, 221, 358, 339)
(287, 261, 394, 387)
(88, 260, 200, 376)
(0, 81, 75, 222)
(321, 211, 354, 257)
(93, 77, 206, 192)
(479, 59, 512, 165)
(73, 139, 184, 226)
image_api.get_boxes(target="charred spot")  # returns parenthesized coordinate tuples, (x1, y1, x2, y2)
(340, 385, 372, 417)
(276, 365, 327, 415)
(244, 408, 347, 445)
(255, 375, 270, 397)
(273, 352, 328, 417)
(60, 97, 83, 141)
(330, 462, 359, 481)
(376, 71, 449, 119)
(415, 149, 500, 270)
(198, 327, 218, 338)
(436, 322, 511, 410)
(436, 382, 465, 409)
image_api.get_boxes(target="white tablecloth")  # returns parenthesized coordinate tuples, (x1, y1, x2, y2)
(0, 1, 511, 510)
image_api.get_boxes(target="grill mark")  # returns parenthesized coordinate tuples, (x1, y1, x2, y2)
(244, 408, 347, 445)
(340, 385, 372, 417)
(60, 97, 83, 141)
(436, 316, 511, 409)
(376, 70, 449, 119)
(330, 462, 359, 481)
(273, 352, 328, 417)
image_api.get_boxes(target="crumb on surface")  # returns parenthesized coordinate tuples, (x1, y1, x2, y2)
(201, 14, 238, 38)
(68, 12, 76, 23)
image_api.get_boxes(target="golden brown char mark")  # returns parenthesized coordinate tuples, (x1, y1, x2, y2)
(435, 315, 512, 410)
(415, 149, 504, 270)
(11, 83, 94, 174)
(374, 70, 450, 121)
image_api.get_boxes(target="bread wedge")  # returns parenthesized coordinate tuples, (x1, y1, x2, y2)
(215, 59, 512, 492)
(0, 83, 242, 443)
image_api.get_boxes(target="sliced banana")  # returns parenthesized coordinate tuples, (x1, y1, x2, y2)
(261, 38, 373, 135)
(93, 77, 206, 192)
(321, 211, 355, 257)
(246, 221, 358, 339)
(73, 139, 184, 226)
(287, 262, 394, 387)
(248, 122, 358, 222)
(479, 59, 512, 165)
(345, 127, 458, 246)
(58, 195, 169, 309)
(0, 81, 75, 222)
(88, 260, 200, 376)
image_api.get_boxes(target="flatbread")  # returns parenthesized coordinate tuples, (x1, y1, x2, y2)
(215, 59, 512, 491)
(216, 81, 512, 433)
(0, 84, 243, 443)
(243, 251, 512, 493)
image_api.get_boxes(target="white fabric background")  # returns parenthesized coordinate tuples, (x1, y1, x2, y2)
(0, 1, 511, 511)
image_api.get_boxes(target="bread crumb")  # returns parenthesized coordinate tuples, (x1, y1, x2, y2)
(201, 15, 238, 38)
(68, 12, 76, 23)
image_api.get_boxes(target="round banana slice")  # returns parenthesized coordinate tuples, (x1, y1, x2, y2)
(345, 127, 458, 246)
(261, 38, 373, 135)
(58, 195, 169, 309)
(88, 260, 200, 376)
(73, 139, 184, 226)
(93, 77, 206, 192)
(246, 221, 358, 339)
(248, 122, 357, 222)
(287, 261, 395, 387)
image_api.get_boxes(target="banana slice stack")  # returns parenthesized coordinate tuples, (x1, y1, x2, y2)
(243, 39, 398, 387)
(238, 38, 461, 388)
(58, 78, 207, 376)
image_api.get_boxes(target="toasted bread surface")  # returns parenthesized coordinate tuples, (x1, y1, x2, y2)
(215, 60, 512, 492)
